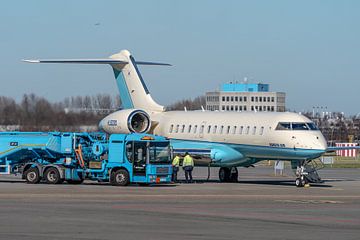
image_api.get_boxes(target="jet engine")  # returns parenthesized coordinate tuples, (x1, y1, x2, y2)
(99, 109, 151, 134)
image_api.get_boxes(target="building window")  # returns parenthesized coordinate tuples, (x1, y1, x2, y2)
(222, 96, 225, 102)
(222, 106, 225, 111)
(259, 106, 262, 111)
(244, 97, 247, 102)
(226, 106, 229, 111)
(255, 97, 258, 102)
(169, 124, 174, 133)
(271, 97, 274, 102)
(239, 106, 242, 111)
(259, 97, 262, 102)
(226, 96, 230, 102)
(235, 96, 238, 101)
(235, 106, 238, 111)
(230, 106, 234, 111)
(244, 106, 247, 111)
(231, 96, 234, 102)
(251, 97, 254, 102)
(251, 106, 254, 111)
(271, 106, 274, 111)
(239, 96, 242, 102)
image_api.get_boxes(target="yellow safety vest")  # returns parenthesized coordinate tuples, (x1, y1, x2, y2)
(172, 156, 180, 167)
(183, 155, 194, 167)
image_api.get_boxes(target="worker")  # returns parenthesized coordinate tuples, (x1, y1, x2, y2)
(182, 152, 194, 183)
(172, 154, 180, 182)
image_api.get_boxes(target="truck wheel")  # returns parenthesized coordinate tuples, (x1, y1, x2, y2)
(44, 167, 62, 184)
(111, 169, 130, 186)
(24, 167, 41, 184)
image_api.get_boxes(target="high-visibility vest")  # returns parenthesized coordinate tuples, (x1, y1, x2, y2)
(172, 156, 180, 167)
(183, 155, 194, 167)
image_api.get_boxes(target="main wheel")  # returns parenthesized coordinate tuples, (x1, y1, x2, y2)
(24, 167, 41, 184)
(110, 169, 130, 186)
(229, 167, 238, 182)
(44, 167, 62, 184)
(219, 167, 230, 182)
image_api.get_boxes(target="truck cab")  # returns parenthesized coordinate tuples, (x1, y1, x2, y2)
(106, 134, 173, 186)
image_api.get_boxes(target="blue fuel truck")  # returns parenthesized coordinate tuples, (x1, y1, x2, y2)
(0, 132, 172, 186)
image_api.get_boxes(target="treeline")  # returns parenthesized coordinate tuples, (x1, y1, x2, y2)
(166, 96, 206, 111)
(0, 94, 120, 131)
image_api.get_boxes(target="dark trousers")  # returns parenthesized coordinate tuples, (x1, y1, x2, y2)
(183, 166, 193, 182)
(172, 166, 179, 182)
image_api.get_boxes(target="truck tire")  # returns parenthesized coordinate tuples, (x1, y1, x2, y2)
(24, 167, 41, 184)
(110, 169, 130, 186)
(44, 167, 62, 184)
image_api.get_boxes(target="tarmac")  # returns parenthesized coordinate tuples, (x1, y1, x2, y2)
(0, 165, 359, 240)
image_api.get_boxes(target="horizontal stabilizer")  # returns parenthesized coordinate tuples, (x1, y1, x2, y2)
(135, 61, 172, 66)
(22, 59, 128, 64)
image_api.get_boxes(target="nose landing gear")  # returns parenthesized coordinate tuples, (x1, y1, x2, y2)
(292, 160, 323, 187)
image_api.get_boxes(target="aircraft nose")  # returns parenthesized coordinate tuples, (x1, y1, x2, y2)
(315, 134, 328, 151)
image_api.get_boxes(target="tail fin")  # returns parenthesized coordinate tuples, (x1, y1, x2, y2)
(23, 49, 169, 112)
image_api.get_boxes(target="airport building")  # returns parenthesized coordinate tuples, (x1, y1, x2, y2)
(205, 82, 286, 112)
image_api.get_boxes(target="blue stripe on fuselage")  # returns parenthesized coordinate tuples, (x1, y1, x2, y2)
(169, 138, 325, 162)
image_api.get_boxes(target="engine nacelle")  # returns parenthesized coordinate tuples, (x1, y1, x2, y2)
(99, 109, 151, 134)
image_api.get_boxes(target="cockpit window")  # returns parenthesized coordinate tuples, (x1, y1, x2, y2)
(275, 122, 319, 131)
(306, 122, 319, 130)
(275, 122, 291, 130)
(292, 123, 309, 130)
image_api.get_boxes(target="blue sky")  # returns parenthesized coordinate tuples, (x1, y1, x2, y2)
(1, 0, 359, 115)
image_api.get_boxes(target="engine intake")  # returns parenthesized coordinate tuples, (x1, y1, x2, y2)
(99, 109, 151, 134)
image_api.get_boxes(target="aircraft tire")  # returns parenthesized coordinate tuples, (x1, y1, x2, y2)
(24, 167, 41, 184)
(219, 167, 230, 182)
(229, 167, 238, 182)
(44, 167, 62, 184)
(295, 178, 304, 187)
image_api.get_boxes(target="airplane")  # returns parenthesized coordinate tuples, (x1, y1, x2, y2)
(25, 49, 334, 187)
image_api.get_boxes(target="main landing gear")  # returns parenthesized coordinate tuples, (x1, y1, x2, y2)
(219, 167, 238, 182)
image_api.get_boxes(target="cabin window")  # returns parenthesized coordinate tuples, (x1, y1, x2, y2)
(188, 125, 192, 133)
(175, 124, 179, 133)
(259, 126, 264, 135)
(220, 125, 224, 134)
(200, 125, 204, 134)
(226, 126, 231, 134)
(252, 126, 257, 135)
(181, 124, 185, 133)
(207, 125, 211, 134)
(239, 126, 243, 134)
(213, 125, 218, 134)
(193, 125, 198, 134)
(232, 126, 237, 134)
(169, 124, 174, 133)
(245, 126, 250, 135)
